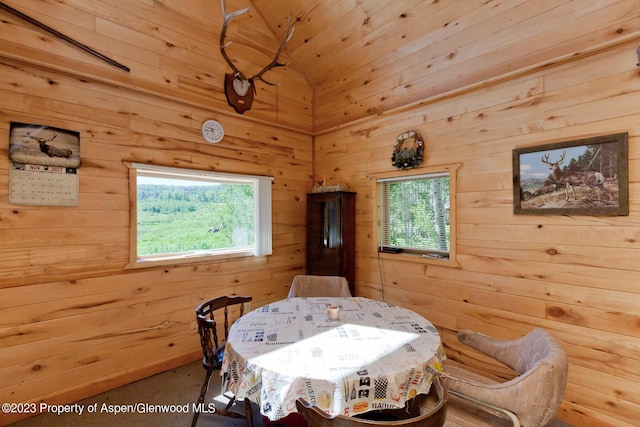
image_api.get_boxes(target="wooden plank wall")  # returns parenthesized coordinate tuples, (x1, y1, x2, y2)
(1, 0, 640, 426)
(0, 0, 312, 132)
(0, 1, 312, 424)
(308, 0, 640, 132)
(314, 39, 640, 426)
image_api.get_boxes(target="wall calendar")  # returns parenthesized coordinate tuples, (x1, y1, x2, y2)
(8, 122, 80, 207)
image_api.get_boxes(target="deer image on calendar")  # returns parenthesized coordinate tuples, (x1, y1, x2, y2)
(8, 123, 80, 169)
(26, 131, 73, 159)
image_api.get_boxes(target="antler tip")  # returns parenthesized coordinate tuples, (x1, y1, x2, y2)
(221, 3, 294, 87)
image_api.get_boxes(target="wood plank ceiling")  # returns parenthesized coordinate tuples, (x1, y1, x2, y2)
(247, 0, 639, 132)
(254, 0, 462, 89)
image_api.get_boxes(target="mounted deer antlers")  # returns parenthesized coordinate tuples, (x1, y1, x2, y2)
(220, 0, 295, 114)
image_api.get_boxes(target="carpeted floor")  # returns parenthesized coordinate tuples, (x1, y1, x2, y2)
(9, 361, 573, 427)
(8, 360, 261, 427)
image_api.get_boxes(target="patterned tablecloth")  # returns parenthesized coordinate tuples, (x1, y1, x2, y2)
(221, 297, 446, 421)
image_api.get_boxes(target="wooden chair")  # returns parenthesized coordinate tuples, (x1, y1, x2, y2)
(288, 275, 352, 298)
(192, 295, 253, 427)
(295, 376, 448, 427)
(441, 328, 568, 427)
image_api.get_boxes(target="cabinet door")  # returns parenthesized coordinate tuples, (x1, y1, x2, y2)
(306, 193, 342, 276)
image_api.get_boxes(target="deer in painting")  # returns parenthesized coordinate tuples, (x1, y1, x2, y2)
(541, 150, 610, 201)
(219, 0, 295, 114)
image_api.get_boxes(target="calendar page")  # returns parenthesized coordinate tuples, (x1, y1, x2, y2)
(9, 164, 78, 206)
(8, 122, 80, 207)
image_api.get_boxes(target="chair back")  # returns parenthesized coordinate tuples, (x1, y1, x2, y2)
(195, 295, 252, 371)
(288, 275, 352, 298)
(295, 376, 447, 427)
(512, 328, 568, 426)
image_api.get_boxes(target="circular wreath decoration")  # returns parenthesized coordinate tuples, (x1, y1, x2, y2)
(391, 130, 424, 169)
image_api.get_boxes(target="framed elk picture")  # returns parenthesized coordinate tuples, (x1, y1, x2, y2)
(513, 132, 628, 216)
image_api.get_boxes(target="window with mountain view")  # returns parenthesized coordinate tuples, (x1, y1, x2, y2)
(126, 163, 272, 267)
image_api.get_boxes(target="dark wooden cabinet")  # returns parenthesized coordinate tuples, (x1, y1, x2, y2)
(306, 191, 356, 295)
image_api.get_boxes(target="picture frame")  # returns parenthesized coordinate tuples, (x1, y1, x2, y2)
(513, 132, 628, 216)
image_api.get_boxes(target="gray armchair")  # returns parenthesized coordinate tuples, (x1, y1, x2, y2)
(441, 328, 568, 427)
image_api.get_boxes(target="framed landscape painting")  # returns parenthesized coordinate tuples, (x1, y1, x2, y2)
(513, 133, 628, 216)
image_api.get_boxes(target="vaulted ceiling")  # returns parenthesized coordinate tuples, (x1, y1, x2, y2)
(252, 0, 445, 89)
(247, 0, 639, 131)
(2, 0, 632, 133)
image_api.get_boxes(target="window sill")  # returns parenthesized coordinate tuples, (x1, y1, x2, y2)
(125, 249, 254, 269)
(377, 251, 460, 268)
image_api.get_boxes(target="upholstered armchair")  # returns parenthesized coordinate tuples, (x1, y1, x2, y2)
(441, 328, 568, 427)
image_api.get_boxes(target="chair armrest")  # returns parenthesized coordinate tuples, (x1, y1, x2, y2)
(439, 365, 533, 419)
(448, 390, 520, 427)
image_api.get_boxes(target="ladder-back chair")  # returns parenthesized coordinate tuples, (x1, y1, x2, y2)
(192, 295, 253, 427)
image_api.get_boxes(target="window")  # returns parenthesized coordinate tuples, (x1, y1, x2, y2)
(126, 163, 272, 268)
(377, 165, 458, 263)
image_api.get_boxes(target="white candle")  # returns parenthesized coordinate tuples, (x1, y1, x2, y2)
(327, 305, 339, 320)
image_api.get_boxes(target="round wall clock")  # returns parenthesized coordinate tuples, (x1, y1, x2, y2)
(201, 119, 224, 143)
(391, 130, 424, 169)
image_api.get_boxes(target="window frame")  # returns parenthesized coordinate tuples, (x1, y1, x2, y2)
(125, 162, 273, 269)
(374, 164, 460, 267)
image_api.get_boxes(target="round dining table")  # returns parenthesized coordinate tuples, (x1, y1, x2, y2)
(221, 296, 445, 421)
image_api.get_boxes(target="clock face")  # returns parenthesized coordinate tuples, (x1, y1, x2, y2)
(202, 119, 224, 143)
